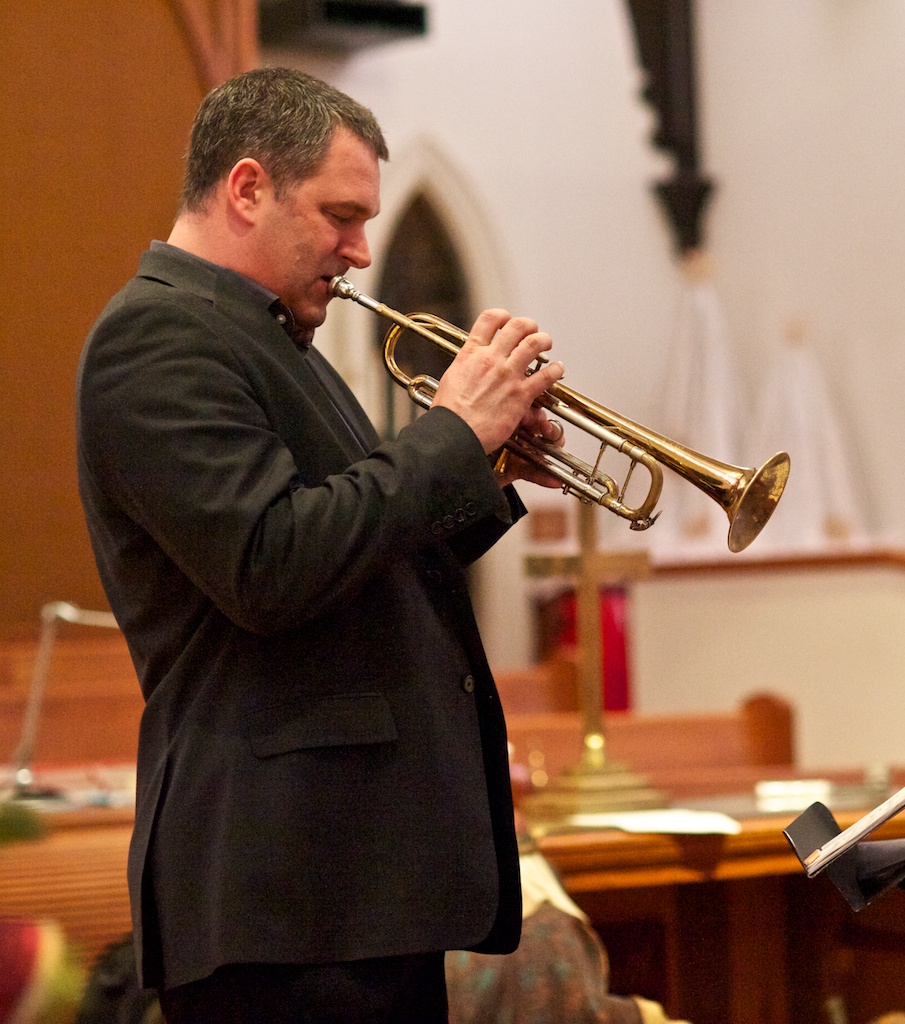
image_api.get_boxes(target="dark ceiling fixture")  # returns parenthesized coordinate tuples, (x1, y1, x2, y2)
(259, 0, 428, 53)
(625, 0, 715, 253)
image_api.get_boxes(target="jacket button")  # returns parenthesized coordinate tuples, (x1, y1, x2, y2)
(430, 521, 444, 535)
(443, 514, 455, 530)
(461, 674, 476, 693)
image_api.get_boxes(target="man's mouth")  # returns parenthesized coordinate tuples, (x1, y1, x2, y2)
(322, 273, 349, 298)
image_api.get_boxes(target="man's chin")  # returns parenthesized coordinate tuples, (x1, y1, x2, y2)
(298, 302, 328, 332)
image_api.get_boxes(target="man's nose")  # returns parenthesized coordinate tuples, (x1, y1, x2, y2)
(341, 228, 371, 270)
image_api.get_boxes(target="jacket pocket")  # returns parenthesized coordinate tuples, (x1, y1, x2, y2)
(248, 692, 398, 758)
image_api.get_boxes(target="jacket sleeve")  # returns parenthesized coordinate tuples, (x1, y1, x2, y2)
(77, 295, 518, 635)
(444, 485, 527, 568)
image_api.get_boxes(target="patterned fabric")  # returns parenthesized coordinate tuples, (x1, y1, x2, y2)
(445, 902, 642, 1024)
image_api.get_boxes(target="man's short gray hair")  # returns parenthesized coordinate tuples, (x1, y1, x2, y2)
(181, 67, 389, 212)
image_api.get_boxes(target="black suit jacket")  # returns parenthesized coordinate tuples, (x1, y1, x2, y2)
(76, 247, 523, 989)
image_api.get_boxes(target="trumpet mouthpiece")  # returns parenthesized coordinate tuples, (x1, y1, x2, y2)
(329, 277, 382, 315)
(330, 276, 355, 299)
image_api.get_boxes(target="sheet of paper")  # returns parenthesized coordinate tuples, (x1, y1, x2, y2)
(565, 808, 741, 835)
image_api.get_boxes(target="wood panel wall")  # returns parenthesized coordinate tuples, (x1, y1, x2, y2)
(0, 1, 205, 633)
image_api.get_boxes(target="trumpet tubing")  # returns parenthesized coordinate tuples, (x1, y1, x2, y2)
(330, 276, 790, 553)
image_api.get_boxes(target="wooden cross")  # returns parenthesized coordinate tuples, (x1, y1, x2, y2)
(523, 503, 664, 822)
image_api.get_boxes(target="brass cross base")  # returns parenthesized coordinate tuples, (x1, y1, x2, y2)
(522, 732, 666, 827)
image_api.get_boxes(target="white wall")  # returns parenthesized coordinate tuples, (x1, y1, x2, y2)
(267, 1, 905, 769)
(633, 562, 905, 770)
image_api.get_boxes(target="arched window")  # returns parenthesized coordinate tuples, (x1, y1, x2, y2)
(374, 193, 472, 438)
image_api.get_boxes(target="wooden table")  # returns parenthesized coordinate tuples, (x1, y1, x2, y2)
(3, 788, 905, 1023)
(538, 803, 905, 1024)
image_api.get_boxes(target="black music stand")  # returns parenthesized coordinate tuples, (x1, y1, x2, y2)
(784, 801, 905, 911)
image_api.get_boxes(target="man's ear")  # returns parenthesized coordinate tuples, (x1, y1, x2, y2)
(226, 158, 269, 224)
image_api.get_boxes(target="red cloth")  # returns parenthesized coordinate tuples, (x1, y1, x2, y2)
(0, 918, 41, 1020)
(555, 588, 632, 712)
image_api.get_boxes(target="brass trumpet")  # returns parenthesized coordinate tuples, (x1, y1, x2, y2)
(330, 276, 790, 553)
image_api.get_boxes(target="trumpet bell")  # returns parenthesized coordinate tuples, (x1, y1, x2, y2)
(727, 451, 791, 553)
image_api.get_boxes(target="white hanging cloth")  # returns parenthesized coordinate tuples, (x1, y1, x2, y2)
(746, 323, 868, 553)
(649, 253, 747, 560)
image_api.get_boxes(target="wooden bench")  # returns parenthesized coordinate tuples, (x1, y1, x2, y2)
(496, 661, 796, 799)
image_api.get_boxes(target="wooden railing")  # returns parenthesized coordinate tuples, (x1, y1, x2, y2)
(0, 632, 141, 769)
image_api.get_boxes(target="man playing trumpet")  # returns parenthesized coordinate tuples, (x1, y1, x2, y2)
(77, 66, 565, 1024)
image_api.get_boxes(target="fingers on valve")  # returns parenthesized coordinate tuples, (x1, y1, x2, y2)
(545, 418, 564, 443)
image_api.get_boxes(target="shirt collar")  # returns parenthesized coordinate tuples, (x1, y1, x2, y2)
(268, 300, 314, 349)
(149, 241, 312, 349)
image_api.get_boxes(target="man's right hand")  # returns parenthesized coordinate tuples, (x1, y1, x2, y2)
(431, 309, 565, 455)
